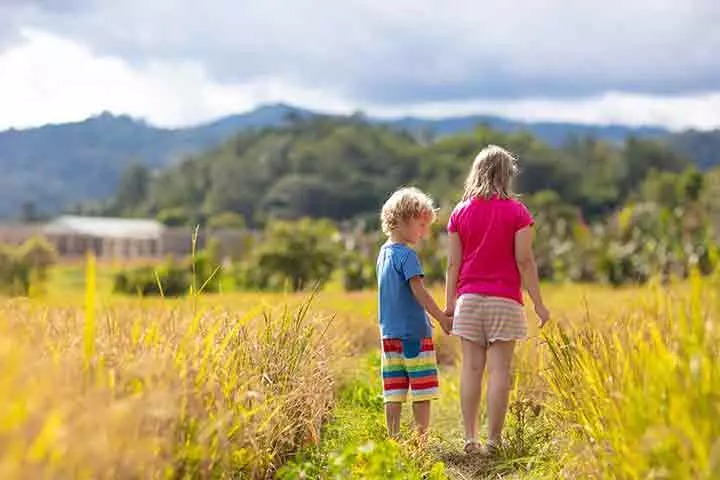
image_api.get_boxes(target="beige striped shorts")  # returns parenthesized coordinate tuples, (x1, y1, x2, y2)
(451, 294, 527, 347)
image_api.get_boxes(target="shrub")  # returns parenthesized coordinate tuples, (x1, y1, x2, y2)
(248, 219, 342, 292)
(341, 250, 375, 292)
(113, 259, 192, 297)
(0, 237, 56, 296)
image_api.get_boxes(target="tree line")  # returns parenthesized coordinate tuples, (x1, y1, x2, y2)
(76, 116, 718, 228)
(89, 116, 720, 292)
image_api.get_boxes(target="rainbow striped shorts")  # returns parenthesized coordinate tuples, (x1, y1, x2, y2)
(381, 337, 439, 403)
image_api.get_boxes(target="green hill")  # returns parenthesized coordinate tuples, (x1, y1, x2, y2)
(0, 103, 716, 219)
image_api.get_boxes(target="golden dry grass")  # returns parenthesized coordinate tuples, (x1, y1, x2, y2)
(0, 283, 349, 478)
(1, 264, 718, 479)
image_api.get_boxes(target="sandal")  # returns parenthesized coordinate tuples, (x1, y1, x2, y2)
(485, 439, 503, 456)
(463, 438, 482, 454)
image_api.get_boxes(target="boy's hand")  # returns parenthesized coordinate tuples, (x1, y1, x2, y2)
(534, 303, 550, 328)
(438, 314, 453, 335)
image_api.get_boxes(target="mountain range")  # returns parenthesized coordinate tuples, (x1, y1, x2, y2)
(0, 103, 718, 218)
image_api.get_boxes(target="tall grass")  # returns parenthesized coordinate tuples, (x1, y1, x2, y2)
(83, 252, 96, 373)
(1, 258, 718, 478)
(408, 277, 720, 479)
(542, 272, 720, 479)
(0, 259, 341, 478)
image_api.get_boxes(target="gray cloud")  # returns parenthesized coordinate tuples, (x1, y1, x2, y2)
(0, 0, 88, 48)
(5, 0, 720, 104)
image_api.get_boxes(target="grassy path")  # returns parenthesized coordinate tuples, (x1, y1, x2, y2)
(278, 350, 558, 479)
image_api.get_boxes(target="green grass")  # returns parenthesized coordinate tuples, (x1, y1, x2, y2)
(278, 351, 447, 479)
(47, 263, 116, 297)
(430, 379, 559, 480)
(278, 349, 562, 480)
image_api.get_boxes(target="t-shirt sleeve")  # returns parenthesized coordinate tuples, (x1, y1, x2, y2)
(401, 249, 424, 281)
(515, 202, 535, 232)
(447, 207, 459, 233)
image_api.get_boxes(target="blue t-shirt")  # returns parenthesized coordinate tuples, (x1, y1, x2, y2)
(376, 242, 433, 341)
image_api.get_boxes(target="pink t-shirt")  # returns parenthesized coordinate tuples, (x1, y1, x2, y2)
(447, 196, 534, 305)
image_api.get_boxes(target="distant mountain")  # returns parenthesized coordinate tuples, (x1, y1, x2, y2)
(377, 115, 669, 146)
(666, 129, 720, 170)
(0, 105, 315, 217)
(0, 103, 716, 218)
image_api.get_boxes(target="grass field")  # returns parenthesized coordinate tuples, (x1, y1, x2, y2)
(1, 261, 718, 479)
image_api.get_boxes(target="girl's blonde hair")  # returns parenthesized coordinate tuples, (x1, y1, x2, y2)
(463, 145, 519, 201)
(380, 187, 437, 236)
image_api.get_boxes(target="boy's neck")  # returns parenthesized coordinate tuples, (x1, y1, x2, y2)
(389, 232, 412, 246)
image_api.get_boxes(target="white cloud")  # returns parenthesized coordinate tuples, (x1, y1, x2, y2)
(0, 29, 719, 131)
(368, 93, 720, 131)
(0, 29, 353, 129)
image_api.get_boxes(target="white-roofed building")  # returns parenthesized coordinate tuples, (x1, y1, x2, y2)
(0, 215, 252, 261)
(43, 215, 165, 259)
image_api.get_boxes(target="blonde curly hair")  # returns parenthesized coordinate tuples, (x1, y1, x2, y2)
(380, 187, 437, 236)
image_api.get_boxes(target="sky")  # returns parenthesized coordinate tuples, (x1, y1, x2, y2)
(1, 0, 719, 131)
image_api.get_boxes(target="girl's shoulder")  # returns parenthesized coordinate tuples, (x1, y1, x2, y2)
(452, 198, 473, 210)
(506, 197, 529, 209)
(485, 197, 532, 221)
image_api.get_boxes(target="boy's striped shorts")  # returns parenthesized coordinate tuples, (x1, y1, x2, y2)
(381, 337, 439, 403)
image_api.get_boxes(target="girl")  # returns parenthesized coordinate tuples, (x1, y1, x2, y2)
(445, 145, 550, 454)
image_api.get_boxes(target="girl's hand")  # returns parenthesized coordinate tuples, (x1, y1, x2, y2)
(534, 303, 550, 328)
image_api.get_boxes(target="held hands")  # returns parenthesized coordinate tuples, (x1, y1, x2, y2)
(438, 315, 453, 335)
(438, 313, 453, 335)
(438, 304, 455, 335)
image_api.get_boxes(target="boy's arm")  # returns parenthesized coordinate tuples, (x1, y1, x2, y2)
(409, 276, 452, 333)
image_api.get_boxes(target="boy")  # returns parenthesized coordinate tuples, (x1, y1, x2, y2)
(376, 187, 453, 440)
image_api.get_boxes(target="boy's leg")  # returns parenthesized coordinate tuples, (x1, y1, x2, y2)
(408, 338, 439, 440)
(460, 337, 487, 443)
(381, 339, 409, 438)
(385, 402, 402, 438)
(412, 400, 431, 440)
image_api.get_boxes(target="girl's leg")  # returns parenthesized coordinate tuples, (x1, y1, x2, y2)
(385, 402, 402, 438)
(412, 400, 430, 442)
(460, 337, 487, 443)
(486, 340, 515, 445)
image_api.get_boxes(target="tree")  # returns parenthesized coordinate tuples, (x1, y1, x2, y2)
(157, 208, 192, 227)
(207, 211, 247, 230)
(0, 237, 56, 296)
(113, 162, 150, 214)
(640, 170, 681, 208)
(18, 236, 56, 282)
(677, 167, 704, 203)
(620, 137, 690, 197)
(253, 219, 342, 291)
(701, 167, 720, 220)
(565, 137, 624, 218)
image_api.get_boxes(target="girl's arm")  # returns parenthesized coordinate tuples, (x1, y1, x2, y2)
(409, 276, 452, 334)
(445, 232, 462, 314)
(515, 226, 550, 327)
